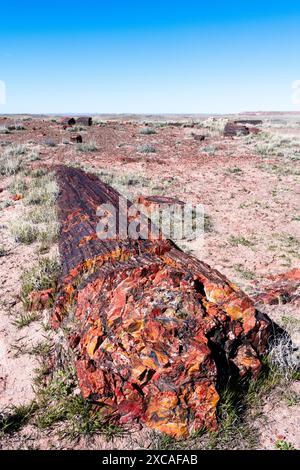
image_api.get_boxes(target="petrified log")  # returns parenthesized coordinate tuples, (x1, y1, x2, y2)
(70, 134, 83, 143)
(137, 195, 185, 208)
(234, 119, 262, 126)
(247, 126, 261, 135)
(191, 133, 206, 141)
(61, 117, 76, 126)
(76, 116, 92, 126)
(252, 268, 300, 306)
(224, 122, 249, 137)
(51, 165, 272, 438)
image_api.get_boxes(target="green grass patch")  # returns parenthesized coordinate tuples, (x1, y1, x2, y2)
(20, 257, 59, 307)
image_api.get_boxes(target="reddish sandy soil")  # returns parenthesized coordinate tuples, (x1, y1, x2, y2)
(0, 114, 299, 449)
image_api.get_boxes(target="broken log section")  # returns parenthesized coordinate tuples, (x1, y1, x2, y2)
(252, 268, 300, 306)
(52, 165, 272, 438)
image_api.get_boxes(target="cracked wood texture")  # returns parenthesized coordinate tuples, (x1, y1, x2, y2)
(52, 165, 272, 438)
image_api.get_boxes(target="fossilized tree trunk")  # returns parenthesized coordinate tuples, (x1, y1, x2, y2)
(51, 165, 272, 438)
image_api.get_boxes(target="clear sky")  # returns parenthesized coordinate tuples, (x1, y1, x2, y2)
(0, 1, 300, 114)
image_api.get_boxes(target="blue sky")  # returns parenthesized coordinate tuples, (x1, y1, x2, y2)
(0, 1, 300, 114)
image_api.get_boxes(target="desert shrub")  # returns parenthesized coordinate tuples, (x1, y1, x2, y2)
(68, 125, 86, 133)
(0, 145, 27, 175)
(268, 330, 300, 379)
(7, 123, 26, 131)
(139, 127, 157, 135)
(9, 174, 27, 195)
(228, 235, 254, 247)
(201, 117, 228, 133)
(202, 145, 217, 155)
(24, 175, 58, 206)
(76, 141, 98, 152)
(9, 221, 39, 244)
(93, 119, 107, 126)
(0, 199, 13, 210)
(138, 144, 156, 154)
(27, 150, 41, 161)
(251, 132, 300, 159)
(226, 166, 243, 174)
(20, 257, 59, 303)
(0, 125, 10, 134)
(0, 402, 38, 435)
(30, 168, 47, 178)
(25, 206, 56, 224)
(43, 138, 56, 147)
(0, 156, 22, 175)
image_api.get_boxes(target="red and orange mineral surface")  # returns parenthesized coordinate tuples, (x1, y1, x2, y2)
(51, 165, 272, 438)
(252, 268, 300, 306)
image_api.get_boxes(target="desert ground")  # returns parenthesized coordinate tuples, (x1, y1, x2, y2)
(0, 113, 299, 450)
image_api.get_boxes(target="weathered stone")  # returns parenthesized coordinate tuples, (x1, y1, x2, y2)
(28, 288, 54, 310)
(234, 119, 262, 126)
(247, 126, 261, 135)
(76, 116, 92, 126)
(137, 195, 185, 208)
(61, 117, 76, 126)
(191, 133, 206, 141)
(224, 122, 249, 137)
(51, 165, 272, 438)
(70, 134, 83, 143)
(10, 194, 22, 201)
(252, 268, 300, 306)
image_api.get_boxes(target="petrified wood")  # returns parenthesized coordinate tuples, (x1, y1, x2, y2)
(51, 165, 272, 437)
(252, 268, 300, 306)
(76, 116, 92, 126)
(234, 119, 262, 126)
(70, 134, 83, 143)
(61, 117, 76, 126)
(224, 122, 250, 137)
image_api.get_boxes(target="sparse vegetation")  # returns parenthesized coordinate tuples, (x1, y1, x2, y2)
(0, 144, 40, 175)
(226, 166, 243, 174)
(0, 402, 38, 435)
(7, 123, 26, 131)
(43, 138, 56, 147)
(13, 311, 40, 328)
(234, 264, 256, 280)
(275, 439, 296, 450)
(0, 145, 24, 175)
(0, 245, 7, 257)
(0, 125, 11, 134)
(201, 117, 228, 133)
(202, 145, 217, 155)
(137, 144, 156, 153)
(20, 257, 59, 307)
(76, 141, 98, 152)
(68, 125, 86, 133)
(9, 221, 39, 244)
(0, 199, 13, 210)
(229, 235, 254, 247)
(244, 131, 300, 161)
(24, 176, 58, 206)
(9, 174, 27, 195)
(139, 127, 157, 135)
(33, 367, 123, 439)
